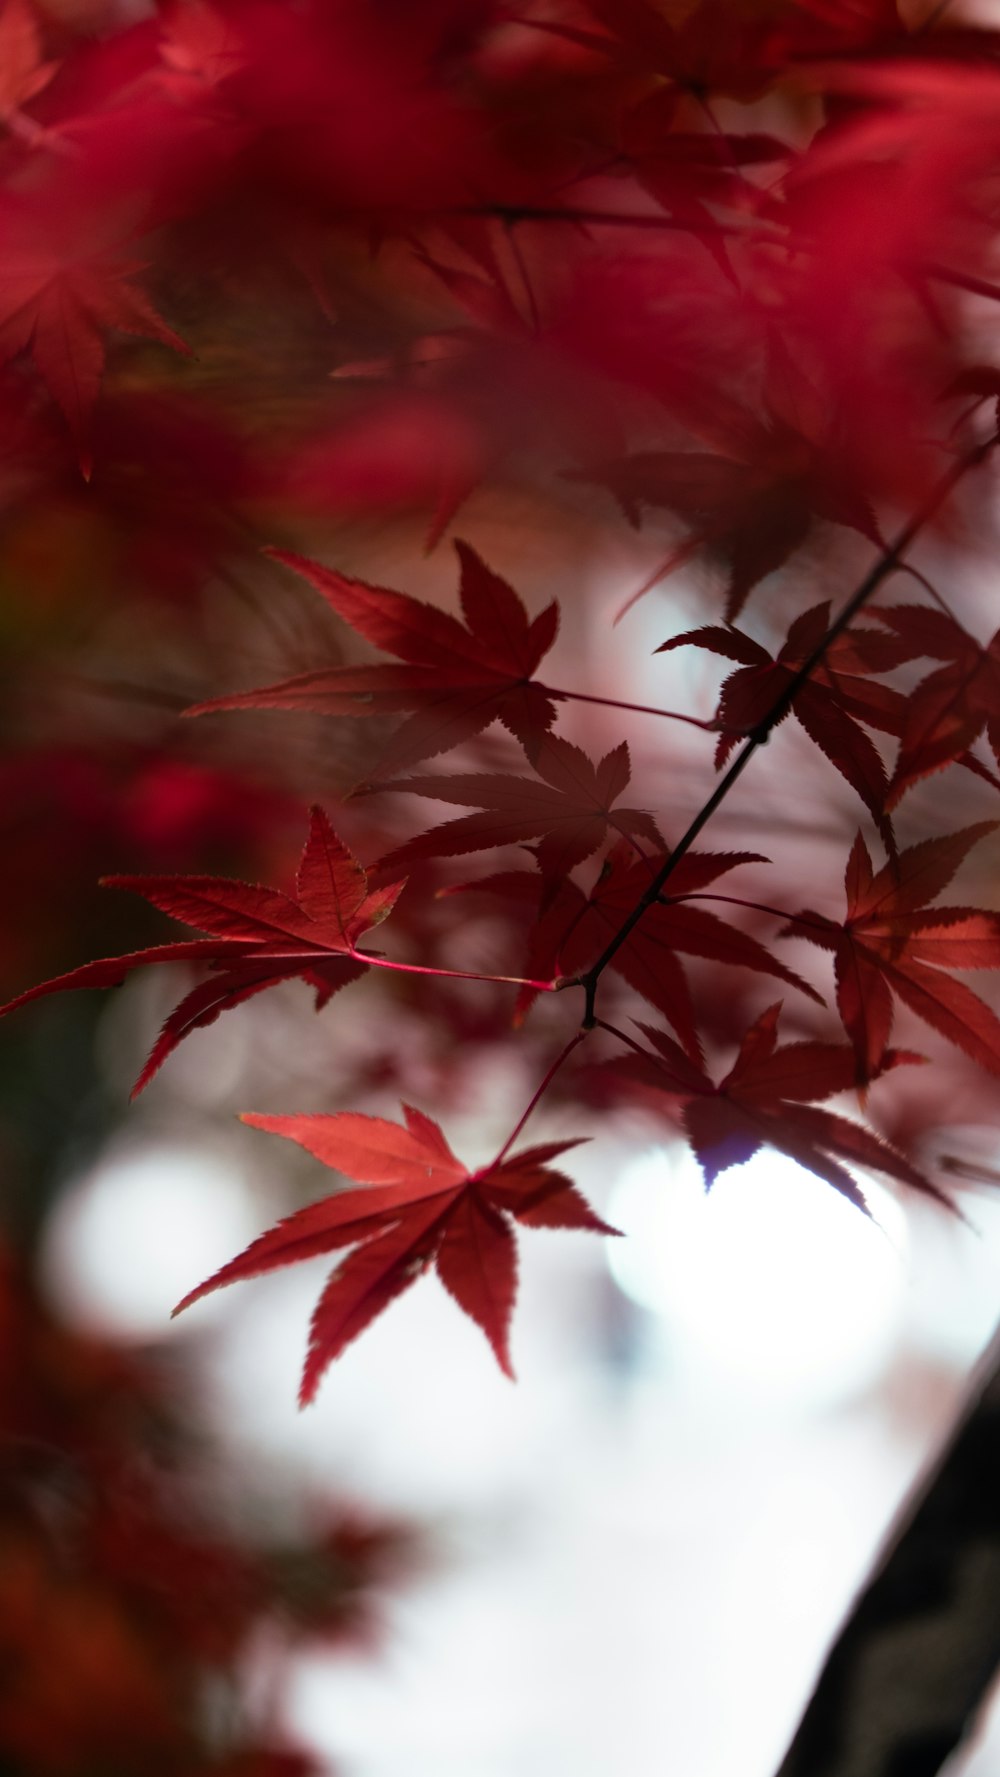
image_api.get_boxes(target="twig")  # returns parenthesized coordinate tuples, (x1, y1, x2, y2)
(492, 1030, 590, 1163)
(545, 684, 722, 729)
(578, 436, 998, 1026)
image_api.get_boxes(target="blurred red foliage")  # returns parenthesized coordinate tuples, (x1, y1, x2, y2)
(2, 0, 1000, 1399)
(0, 1242, 423, 1774)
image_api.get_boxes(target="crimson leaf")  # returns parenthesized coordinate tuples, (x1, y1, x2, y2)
(0, 808, 403, 1095)
(174, 1107, 616, 1401)
(369, 735, 664, 882)
(784, 824, 1000, 1079)
(605, 1002, 949, 1210)
(189, 541, 560, 777)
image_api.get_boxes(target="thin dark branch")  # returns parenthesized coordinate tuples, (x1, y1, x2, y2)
(578, 437, 997, 1026)
(492, 1030, 590, 1163)
(546, 684, 722, 729)
(675, 892, 832, 937)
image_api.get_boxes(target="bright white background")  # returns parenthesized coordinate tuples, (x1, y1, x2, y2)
(42, 1020, 1000, 1777)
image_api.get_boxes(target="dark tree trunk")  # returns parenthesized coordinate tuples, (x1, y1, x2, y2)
(775, 1330, 1000, 1777)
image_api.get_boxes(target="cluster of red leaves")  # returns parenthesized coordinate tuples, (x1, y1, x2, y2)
(0, 0, 992, 554)
(0, 1243, 422, 1775)
(4, 0, 1000, 1401)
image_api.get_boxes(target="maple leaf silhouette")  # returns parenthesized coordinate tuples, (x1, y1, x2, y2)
(618, 84, 792, 280)
(0, 194, 189, 473)
(452, 843, 823, 1058)
(189, 541, 560, 778)
(866, 605, 1000, 807)
(605, 1002, 949, 1210)
(568, 423, 880, 620)
(0, 809, 403, 1095)
(369, 736, 664, 882)
(661, 604, 911, 843)
(174, 1107, 616, 1400)
(558, 842, 822, 1047)
(784, 824, 1000, 1080)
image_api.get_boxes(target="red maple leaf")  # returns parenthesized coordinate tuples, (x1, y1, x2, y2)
(605, 1002, 948, 1209)
(189, 542, 560, 778)
(783, 823, 1000, 1080)
(173, 1106, 616, 1400)
(568, 423, 880, 622)
(660, 603, 912, 842)
(0, 809, 403, 1095)
(369, 735, 664, 881)
(0, 194, 189, 473)
(866, 605, 1000, 807)
(556, 841, 822, 1045)
(618, 84, 792, 279)
(453, 842, 823, 1056)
